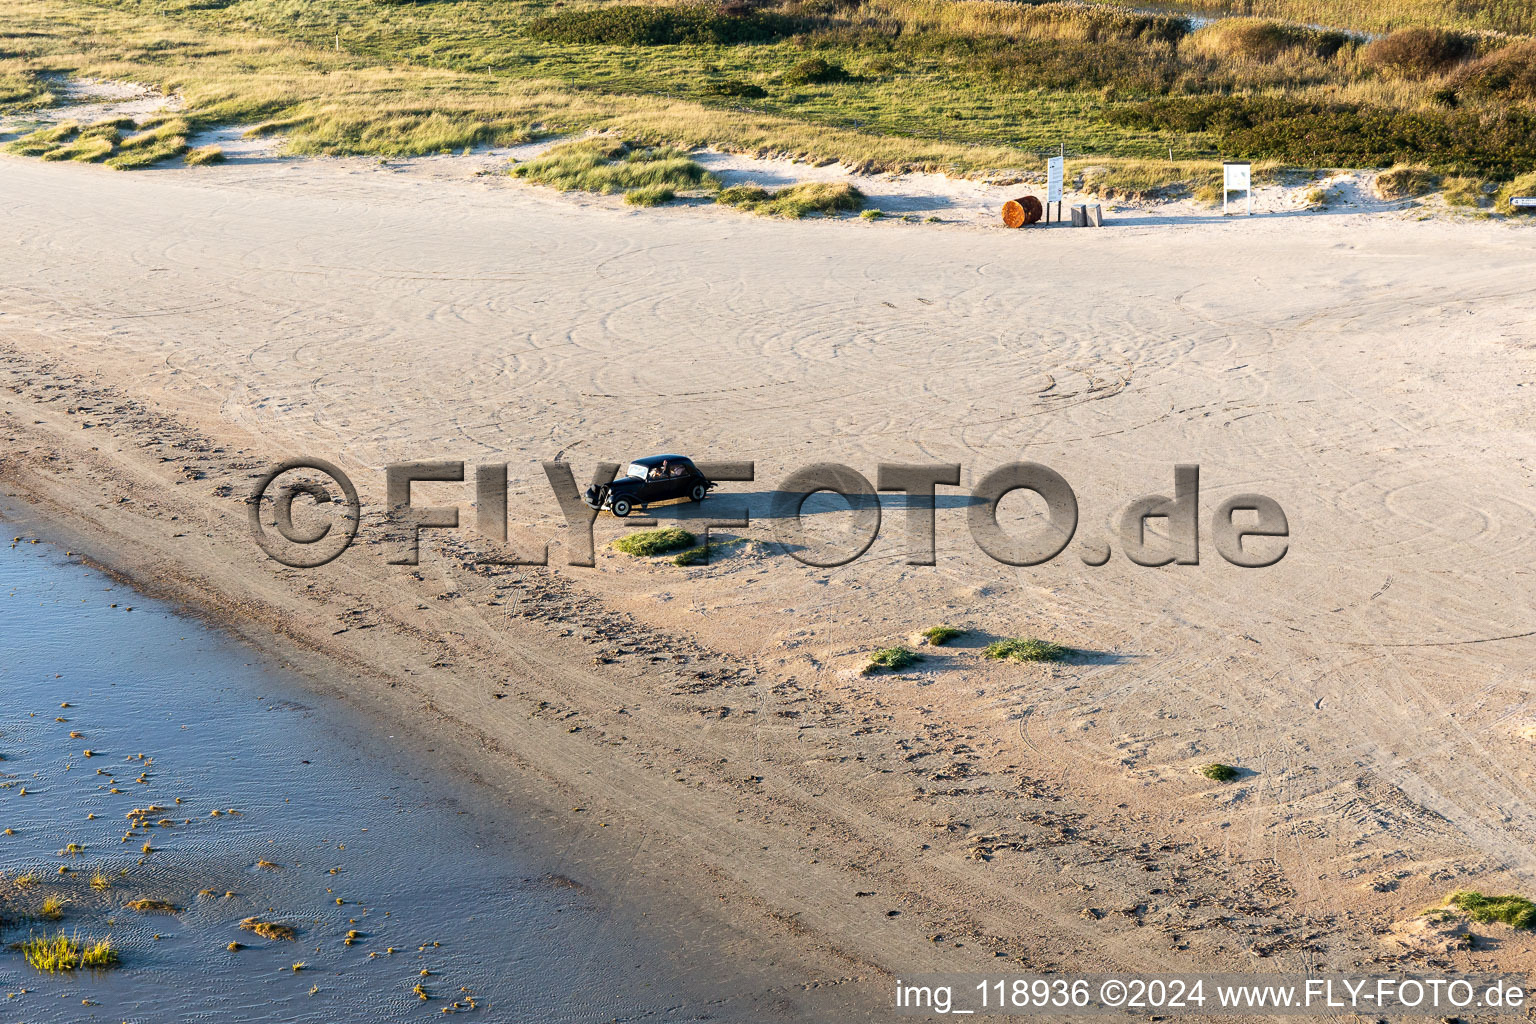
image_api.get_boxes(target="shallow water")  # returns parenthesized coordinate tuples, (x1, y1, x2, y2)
(0, 526, 807, 1022)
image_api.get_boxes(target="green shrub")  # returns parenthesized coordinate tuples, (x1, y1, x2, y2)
(611, 526, 696, 556)
(526, 6, 808, 46)
(718, 181, 864, 218)
(1364, 28, 1477, 76)
(783, 57, 850, 86)
(983, 638, 1070, 663)
(707, 78, 767, 99)
(1106, 95, 1536, 175)
(1448, 40, 1536, 102)
(1190, 19, 1352, 62)
(860, 208, 884, 219)
(920, 625, 963, 645)
(863, 646, 921, 674)
(1199, 763, 1240, 782)
(1447, 891, 1536, 929)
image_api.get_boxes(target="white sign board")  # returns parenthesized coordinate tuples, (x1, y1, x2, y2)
(1512, 197, 1536, 208)
(1047, 156, 1064, 204)
(1223, 161, 1252, 215)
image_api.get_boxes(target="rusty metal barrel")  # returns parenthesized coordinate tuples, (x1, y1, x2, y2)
(1001, 195, 1043, 228)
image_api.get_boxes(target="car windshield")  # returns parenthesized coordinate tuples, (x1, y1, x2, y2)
(627, 462, 651, 481)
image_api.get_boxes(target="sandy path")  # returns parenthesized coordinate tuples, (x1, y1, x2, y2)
(5, 153, 1536, 1000)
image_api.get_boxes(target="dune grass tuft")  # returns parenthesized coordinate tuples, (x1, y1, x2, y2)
(623, 183, 675, 206)
(1375, 165, 1440, 199)
(185, 144, 225, 166)
(717, 181, 865, 218)
(611, 526, 696, 557)
(919, 625, 964, 645)
(1199, 763, 1240, 782)
(5, 120, 78, 157)
(240, 917, 298, 941)
(862, 646, 921, 674)
(125, 898, 177, 914)
(514, 138, 714, 198)
(1447, 891, 1536, 928)
(1498, 172, 1536, 214)
(983, 638, 1070, 663)
(18, 932, 118, 972)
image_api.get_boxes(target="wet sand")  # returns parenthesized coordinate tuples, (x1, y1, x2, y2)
(0, 519, 837, 1021)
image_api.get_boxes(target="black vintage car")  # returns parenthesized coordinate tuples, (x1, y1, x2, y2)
(584, 455, 715, 517)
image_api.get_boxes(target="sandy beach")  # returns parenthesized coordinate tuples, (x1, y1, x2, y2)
(5, 149, 1536, 1010)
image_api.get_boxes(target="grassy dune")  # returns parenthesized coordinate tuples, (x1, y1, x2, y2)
(2, 0, 1535, 191)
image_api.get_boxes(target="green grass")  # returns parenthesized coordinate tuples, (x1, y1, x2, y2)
(5, 119, 78, 157)
(1447, 891, 1536, 928)
(513, 138, 715, 201)
(1498, 171, 1536, 213)
(1198, 763, 1241, 782)
(983, 638, 1071, 663)
(5, 0, 1536, 190)
(0, 68, 54, 112)
(919, 625, 963, 645)
(17, 932, 118, 972)
(1443, 175, 1490, 206)
(611, 526, 696, 557)
(185, 143, 225, 166)
(718, 181, 865, 218)
(862, 646, 921, 674)
(624, 182, 675, 206)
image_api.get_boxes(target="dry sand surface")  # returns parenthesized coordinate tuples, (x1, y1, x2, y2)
(4, 150, 1536, 1012)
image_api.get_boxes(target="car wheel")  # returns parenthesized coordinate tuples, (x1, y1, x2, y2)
(690, 483, 707, 502)
(611, 497, 632, 518)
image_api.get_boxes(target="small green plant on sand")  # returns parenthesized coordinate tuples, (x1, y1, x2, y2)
(859, 208, 885, 220)
(1199, 763, 1240, 782)
(717, 181, 864, 219)
(611, 527, 696, 557)
(672, 537, 747, 566)
(919, 625, 963, 646)
(863, 647, 921, 675)
(19, 932, 118, 972)
(983, 638, 1070, 663)
(1446, 891, 1536, 929)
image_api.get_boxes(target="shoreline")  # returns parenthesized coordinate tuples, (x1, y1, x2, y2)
(0, 527, 814, 1020)
(0, 498, 880, 1021)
